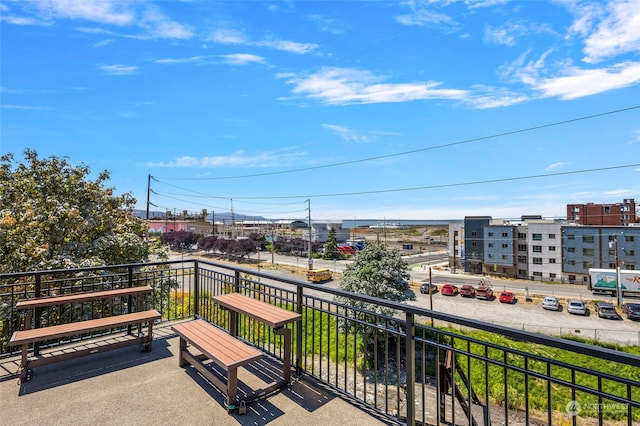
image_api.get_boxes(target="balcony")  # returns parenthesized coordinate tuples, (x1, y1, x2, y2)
(2, 259, 639, 425)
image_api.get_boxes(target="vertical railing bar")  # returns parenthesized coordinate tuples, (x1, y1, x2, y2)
(405, 312, 415, 426)
(503, 349, 508, 425)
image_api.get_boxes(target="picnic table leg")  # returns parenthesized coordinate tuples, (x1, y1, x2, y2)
(178, 336, 188, 367)
(227, 367, 238, 408)
(229, 310, 238, 337)
(20, 344, 28, 381)
(274, 326, 292, 383)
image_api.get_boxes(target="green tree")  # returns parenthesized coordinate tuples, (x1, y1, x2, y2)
(0, 149, 153, 273)
(335, 242, 415, 316)
(322, 226, 344, 260)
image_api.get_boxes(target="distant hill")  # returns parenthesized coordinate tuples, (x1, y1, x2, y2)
(132, 209, 265, 222)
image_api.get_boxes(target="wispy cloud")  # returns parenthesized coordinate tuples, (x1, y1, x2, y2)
(630, 130, 640, 144)
(92, 38, 114, 48)
(580, 0, 640, 64)
(533, 61, 640, 100)
(278, 67, 468, 105)
(221, 54, 266, 65)
(6, 0, 193, 40)
(146, 149, 307, 168)
(322, 124, 369, 143)
(395, 2, 458, 30)
(1, 104, 49, 110)
(545, 162, 567, 171)
(207, 28, 318, 54)
(99, 64, 138, 75)
(153, 56, 208, 64)
(484, 21, 556, 47)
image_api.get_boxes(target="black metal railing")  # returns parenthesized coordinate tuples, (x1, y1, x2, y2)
(1, 259, 639, 425)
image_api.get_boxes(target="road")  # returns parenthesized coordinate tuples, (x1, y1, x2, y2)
(173, 250, 640, 345)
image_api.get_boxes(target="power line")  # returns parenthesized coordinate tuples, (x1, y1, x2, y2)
(157, 105, 640, 181)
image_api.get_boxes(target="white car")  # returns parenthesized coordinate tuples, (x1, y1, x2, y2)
(567, 299, 586, 315)
(542, 296, 560, 311)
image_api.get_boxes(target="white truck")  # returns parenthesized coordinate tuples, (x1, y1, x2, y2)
(588, 268, 640, 296)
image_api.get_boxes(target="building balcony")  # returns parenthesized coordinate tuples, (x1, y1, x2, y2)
(1, 260, 639, 425)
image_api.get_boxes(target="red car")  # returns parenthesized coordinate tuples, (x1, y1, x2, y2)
(441, 283, 459, 296)
(460, 284, 476, 298)
(499, 291, 516, 304)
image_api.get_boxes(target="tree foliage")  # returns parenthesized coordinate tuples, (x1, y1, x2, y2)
(336, 242, 415, 316)
(0, 150, 153, 273)
(322, 227, 344, 260)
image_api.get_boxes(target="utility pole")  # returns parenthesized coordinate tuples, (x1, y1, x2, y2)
(610, 234, 623, 307)
(145, 174, 151, 241)
(211, 209, 215, 235)
(307, 199, 313, 271)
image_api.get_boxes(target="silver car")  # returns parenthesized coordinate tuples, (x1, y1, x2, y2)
(567, 299, 587, 315)
(542, 296, 560, 311)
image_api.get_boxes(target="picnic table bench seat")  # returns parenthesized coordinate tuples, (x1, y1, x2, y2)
(10, 285, 160, 383)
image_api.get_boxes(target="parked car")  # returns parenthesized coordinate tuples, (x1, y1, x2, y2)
(542, 296, 560, 311)
(459, 284, 476, 298)
(475, 285, 494, 300)
(441, 283, 459, 296)
(596, 302, 619, 319)
(567, 300, 587, 315)
(623, 303, 640, 320)
(420, 281, 438, 294)
(499, 291, 516, 304)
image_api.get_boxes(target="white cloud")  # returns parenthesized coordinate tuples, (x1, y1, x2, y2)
(208, 28, 318, 54)
(221, 54, 266, 65)
(545, 162, 567, 171)
(153, 56, 208, 64)
(146, 149, 307, 168)
(31, 0, 136, 26)
(630, 130, 640, 144)
(581, 0, 640, 63)
(99, 64, 138, 75)
(395, 5, 457, 29)
(322, 124, 369, 143)
(279, 67, 468, 105)
(604, 189, 633, 197)
(484, 21, 556, 47)
(140, 6, 193, 40)
(533, 61, 640, 100)
(1, 104, 49, 110)
(92, 38, 114, 48)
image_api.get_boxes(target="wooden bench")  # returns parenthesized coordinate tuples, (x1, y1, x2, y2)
(172, 319, 264, 411)
(10, 285, 161, 382)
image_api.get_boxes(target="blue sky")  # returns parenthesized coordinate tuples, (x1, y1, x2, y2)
(2, 0, 639, 222)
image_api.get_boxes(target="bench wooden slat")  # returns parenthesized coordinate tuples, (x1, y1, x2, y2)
(172, 319, 262, 369)
(212, 293, 301, 328)
(10, 310, 161, 346)
(16, 285, 154, 310)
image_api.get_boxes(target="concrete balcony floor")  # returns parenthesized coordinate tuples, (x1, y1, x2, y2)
(1, 321, 389, 426)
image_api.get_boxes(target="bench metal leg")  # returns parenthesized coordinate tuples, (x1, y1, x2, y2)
(227, 367, 238, 407)
(274, 327, 292, 383)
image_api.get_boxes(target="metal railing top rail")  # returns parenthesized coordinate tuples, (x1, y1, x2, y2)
(2, 258, 640, 369)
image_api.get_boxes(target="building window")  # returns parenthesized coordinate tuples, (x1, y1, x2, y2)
(583, 248, 595, 256)
(625, 264, 635, 270)
(533, 271, 542, 277)
(518, 255, 527, 262)
(583, 235, 594, 243)
(471, 231, 477, 238)
(501, 255, 508, 260)
(567, 234, 575, 240)
(625, 235, 635, 242)
(582, 261, 594, 269)
(518, 269, 527, 276)
(488, 232, 494, 237)
(533, 245, 542, 253)
(549, 246, 556, 251)
(548, 234, 556, 239)
(488, 243, 494, 248)
(518, 244, 527, 252)
(567, 247, 576, 253)
(604, 206, 610, 213)
(566, 260, 576, 265)
(532, 233, 542, 241)
(501, 232, 508, 237)
(628, 250, 635, 256)
(472, 241, 477, 249)
(488, 254, 494, 259)
(608, 263, 616, 269)
(518, 232, 526, 239)
(502, 243, 508, 248)
(550, 273, 557, 279)
(533, 257, 543, 264)
(549, 258, 556, 264)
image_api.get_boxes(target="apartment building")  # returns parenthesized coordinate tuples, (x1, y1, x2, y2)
(449, 217, 640, 285)
(567, 198, 636, 226)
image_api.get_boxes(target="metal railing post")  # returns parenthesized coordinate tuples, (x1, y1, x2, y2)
(296, 285, 303, 375)
(405, 312, 415, 425)
(33, 273, 42, 356)
(193, 260, 199, 317)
